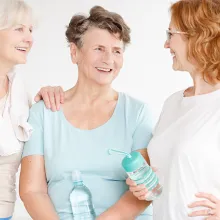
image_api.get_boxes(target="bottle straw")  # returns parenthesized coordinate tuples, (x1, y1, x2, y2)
(108, 148, 132, 158)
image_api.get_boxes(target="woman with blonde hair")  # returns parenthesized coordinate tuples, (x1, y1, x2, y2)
(0, 0, 63, 219)
(127, 0, 220, 219)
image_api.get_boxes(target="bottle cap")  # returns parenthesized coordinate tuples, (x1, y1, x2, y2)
(72, 170, 82, 182)
(122, 151, 146, 172)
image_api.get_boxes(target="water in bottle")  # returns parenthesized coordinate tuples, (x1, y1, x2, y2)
(70, 170, 96, 219)
(108, 149, 162, 201)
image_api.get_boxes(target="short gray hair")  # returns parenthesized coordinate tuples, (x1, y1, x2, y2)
(0, 0, 33, 30)
(66, 6, 131, 49)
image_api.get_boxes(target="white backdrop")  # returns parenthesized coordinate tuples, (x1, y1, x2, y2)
(13, 0, 192, 219)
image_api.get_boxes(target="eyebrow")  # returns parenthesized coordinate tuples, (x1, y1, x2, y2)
(94, 45, 123, 50)
(113, 47, 123, 51)
(18, 24, 33, 29)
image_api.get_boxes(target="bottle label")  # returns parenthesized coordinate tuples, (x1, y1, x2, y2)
(127, 163, 159, 191)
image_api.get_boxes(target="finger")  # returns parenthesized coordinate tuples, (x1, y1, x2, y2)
(196, 192, 219, 204)
(40, 89, 51, 108)
(54, 87, 61, 110)
(129, 184, 147, 193)
(59, 86, 65, 104)
(48, 90, 56, 112)
(151, 166, 158, 172)
(34, 92, 41, 102)
(188, 200, 216, 209)
(133, 188, 148, 198)
(138, 194, 148, 200)
(126, 178, 136, 186)
(189, 208, 215, 217)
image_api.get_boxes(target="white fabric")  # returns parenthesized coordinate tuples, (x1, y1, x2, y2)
(148, 89, 220, 220)
(0, 94, 7, 115)
(0, 150, 22, 217)
(0, 72, 32, 156)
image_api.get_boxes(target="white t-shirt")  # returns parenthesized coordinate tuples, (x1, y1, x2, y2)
(148, 89, 220, 220)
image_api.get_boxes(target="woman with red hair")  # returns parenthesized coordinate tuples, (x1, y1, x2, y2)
(127, 0, 220, 219)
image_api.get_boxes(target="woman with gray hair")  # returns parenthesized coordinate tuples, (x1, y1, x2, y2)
(20, 5, 153, 220)
(0, 0, 63, 219)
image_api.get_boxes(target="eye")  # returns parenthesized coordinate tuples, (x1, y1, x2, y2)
(95, 47, 102, 51)
(29, 28, 33, 33)
(15, 27, 23, 32)
(114, 50, 121, 54)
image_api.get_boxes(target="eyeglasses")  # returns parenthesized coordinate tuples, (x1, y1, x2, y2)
(166, 30, 188, 41)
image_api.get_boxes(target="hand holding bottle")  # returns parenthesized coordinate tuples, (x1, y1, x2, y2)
(108, 149, 162, 201)
(126, 166, 158, 200)
(126, 177, 149, 200)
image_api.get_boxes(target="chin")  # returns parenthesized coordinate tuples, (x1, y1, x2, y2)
(95, 76, 116, 86)
(172, 63, 183, 71)
(97, 81, 112, 86)
(172, 65, 178, 71)
(16, 59, 27, 65)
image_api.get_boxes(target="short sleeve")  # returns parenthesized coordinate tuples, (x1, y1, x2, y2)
(22, 102, 45, 158)
(132, 104, 154, 151)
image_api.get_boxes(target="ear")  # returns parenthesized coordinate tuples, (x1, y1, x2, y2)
(70, 43, 78, 64)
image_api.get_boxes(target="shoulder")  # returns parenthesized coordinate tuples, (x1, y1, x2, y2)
(29, 101, 56, 120)
(119, 92, 152, 121)
(29, 101, 62, 123)
(163, 90, 184, 106)
(29, 101, 47, 113)
(120, 92, 151, 112)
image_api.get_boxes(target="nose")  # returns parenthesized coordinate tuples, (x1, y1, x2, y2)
(23, 31, 33, 45)
(164, 40, 170, 49)
(102, 50, 114, 65)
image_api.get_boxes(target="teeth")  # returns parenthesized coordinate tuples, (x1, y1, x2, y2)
(171, 53, 175, 57)
(16, 47, 27, 51)
(97, 67, 111, 72)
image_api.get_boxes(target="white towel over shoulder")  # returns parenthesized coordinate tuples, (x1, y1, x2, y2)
(0, 72, 32, 156)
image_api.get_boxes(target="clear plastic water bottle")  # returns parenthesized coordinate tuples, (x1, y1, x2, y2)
(108, 149, 162, 201)
(70, 170, 96, 220)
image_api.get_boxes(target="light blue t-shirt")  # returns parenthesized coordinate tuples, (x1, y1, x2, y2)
(23, 92, 153, 220)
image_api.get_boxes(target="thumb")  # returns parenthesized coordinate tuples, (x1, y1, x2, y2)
(34, 94, 41, 102)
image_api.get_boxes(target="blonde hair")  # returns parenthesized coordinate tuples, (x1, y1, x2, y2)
(170, 0, 220, 84)
(0, 0, 34, 30)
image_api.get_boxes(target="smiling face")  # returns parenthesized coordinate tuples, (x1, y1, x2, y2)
(0, 23, 33, 68)
(70, 27, 124, 86)
(164, 19, 195, 73)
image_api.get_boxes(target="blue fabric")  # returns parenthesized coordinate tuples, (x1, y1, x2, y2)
(0, 217, 12, 220)
(23, 92, 154, 220)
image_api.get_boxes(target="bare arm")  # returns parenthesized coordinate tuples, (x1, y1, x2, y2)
(19, 155, 59, 220)
(97, 149, 152, 220)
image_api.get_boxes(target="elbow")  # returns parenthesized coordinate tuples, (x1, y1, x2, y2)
(19, 189, 30, 202)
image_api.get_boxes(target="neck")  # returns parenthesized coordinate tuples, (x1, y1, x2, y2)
(189, 71, 220, 95)
(67, 78, 117, 105)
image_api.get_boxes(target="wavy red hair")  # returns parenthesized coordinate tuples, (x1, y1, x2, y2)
(171, 0, 220, 83)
